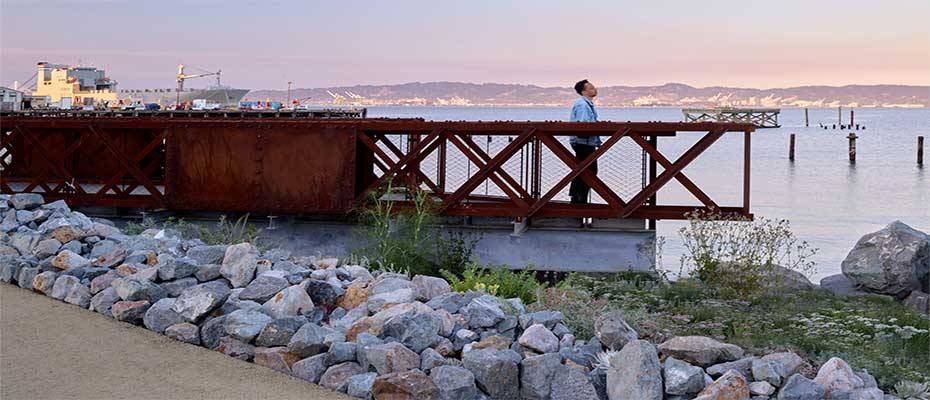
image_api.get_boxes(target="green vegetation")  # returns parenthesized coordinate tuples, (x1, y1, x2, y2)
(354, 188, 928, 390)
(123, 214, 266, 248)
(443, 264, 542, 304)
(353, 181, 479, 278)
(678, 210, 816, 300)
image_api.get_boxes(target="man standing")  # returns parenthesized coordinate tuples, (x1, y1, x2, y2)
(568, 79, 600, 204)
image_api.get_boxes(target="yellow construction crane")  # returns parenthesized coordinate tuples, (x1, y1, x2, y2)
(175, 64, 221, 104)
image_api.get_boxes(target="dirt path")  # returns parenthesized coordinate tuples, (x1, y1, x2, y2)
(0, 284, 350, 400)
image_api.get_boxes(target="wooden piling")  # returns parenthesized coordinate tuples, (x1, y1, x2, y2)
(848, 133, 858, 163)
(789, 134, 795, 161)
(839, 106, 843, 125)
(919, 136, 924, 166)
(804, 108, 809, 127)
(850, 109, 854, 127)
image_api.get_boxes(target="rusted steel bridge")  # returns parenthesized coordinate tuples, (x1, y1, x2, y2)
(0, 113, 754, 224)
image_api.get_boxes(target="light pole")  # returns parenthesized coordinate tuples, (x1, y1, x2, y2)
(287, 81, 292, 106)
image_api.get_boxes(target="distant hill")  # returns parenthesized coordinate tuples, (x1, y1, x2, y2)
(246, 82, 929, 108)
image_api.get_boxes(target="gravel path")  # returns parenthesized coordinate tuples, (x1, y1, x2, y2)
(0, 284, 349, 400)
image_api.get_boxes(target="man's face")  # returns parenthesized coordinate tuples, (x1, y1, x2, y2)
(583, 82, 598, 98)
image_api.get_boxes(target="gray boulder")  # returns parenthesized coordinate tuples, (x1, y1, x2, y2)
(412, 274, 451, 301)
(239, 274, 289, 303)
(707, 357, 756, 379)
(607, 340, 663, 400)
(426, 292, 466, 313)
(90, 286, 120, 317)
(325, 342, 358, 366)
(319, 362, 365, 392)
(431, 365, 478, 400)
(462, 348, 519, 400)
(291, 353, 327, 384)
(381, 311, 441, 353)
(520, 352, 562, 400)
(363, 342, 419, 375)
(256, 316, 307, 347)
(778, 374, 826, 400)
(813, 357, 865, 398)
(551, 364, 600, 400)
(49, 275, 81, 300)
(10, 193, 44, 210)
(216, 337, 255, 361)
(220, 242, 259, 288)
(263, 285, 314, 319)
(165, 322, 201, 345)
(111, 300, 151, 323)
(595, 311, 638, 350)
(346, 372, 377, 399)
(17, 267, 39, 290)
(842, 221, 929, 296)
(420, 347, 447, 372)
(161, 277, 198, 297)
(156, 255, 200, 281)
(664, 357, 706, 395)
(186, 245, 228, 265)
(224, 309, 273, 342)
(63, 281, 92, 308)
(518, 323, 560, 354)
(143, 298, 186, 333)
(111, 277, 166, 303)
(1, 260, 21, 284)
(304, 279, 343, 306)
(288, 322, 336, 357)
(172, 280, 231, 323)
(752, 352, 804, 387)
(32, 271, 59, 294)
(195, 264, 222, 282)
(658, 336, 744, 366)
(519, 311, 564, 330)
(461, 294, 507, 328)
(904, 290, 929, 314)
(200, 316, 228, 350)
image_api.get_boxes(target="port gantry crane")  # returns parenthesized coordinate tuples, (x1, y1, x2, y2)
(175, 64, 221, 105)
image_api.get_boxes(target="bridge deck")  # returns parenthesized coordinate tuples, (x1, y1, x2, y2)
(1, 114, 754, 222)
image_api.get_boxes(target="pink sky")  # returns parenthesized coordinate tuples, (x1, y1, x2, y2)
(2, 0, 928, 89)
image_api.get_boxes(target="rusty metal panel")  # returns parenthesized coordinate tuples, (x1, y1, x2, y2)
(165, 124, 357, 213)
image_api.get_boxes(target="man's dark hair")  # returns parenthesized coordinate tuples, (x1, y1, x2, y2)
(574, 79, 589, 95)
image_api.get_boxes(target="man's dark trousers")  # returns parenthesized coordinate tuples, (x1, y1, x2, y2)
(569, 143, 597, 204)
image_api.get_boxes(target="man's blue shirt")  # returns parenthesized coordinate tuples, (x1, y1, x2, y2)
(569, 96, 601, 147)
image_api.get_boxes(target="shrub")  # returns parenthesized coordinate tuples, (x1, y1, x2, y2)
(532, 286, 610, 340)
(354, 180, 481, 277)
(678, 210, 817, 300)
(443, 264, 542, 304)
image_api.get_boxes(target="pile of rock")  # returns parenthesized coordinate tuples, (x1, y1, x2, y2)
(0, 194, 898, 400)
(822, 221, 930, 314)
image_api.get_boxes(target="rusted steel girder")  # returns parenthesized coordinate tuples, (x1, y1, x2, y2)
(1, 115, 754, 220)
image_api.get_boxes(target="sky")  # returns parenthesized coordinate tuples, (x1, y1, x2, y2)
(1, 0, 929, 90)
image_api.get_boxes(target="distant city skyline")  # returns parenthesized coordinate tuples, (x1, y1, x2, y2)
(2, 0, 928, 90)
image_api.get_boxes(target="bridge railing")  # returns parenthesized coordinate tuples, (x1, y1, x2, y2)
(0, 115, 754, 221)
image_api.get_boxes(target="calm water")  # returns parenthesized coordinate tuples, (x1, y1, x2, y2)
(367, 106, 930, 282)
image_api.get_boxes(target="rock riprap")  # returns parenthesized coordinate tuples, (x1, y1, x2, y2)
(0, 195, 897, 400)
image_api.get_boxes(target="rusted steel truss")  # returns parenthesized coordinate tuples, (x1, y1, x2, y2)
(1, 115, 754, 220)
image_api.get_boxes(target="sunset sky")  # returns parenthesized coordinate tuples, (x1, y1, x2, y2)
(2, 0, 928, 90)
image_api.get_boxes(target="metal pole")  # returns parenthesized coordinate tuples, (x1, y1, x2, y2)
(804, 108, 809, 127)
(287, 81, 292, 105)
(838, 106, 843, 125)
(789, 133, 795, 161)
(850, 109, 854, 127)
(847, 133, 858, 163)
(919, 136, 924, 166)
